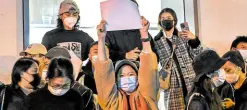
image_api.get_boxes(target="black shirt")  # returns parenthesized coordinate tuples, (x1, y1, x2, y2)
(234, 79, 247, 110)
(42, 28, 94, 61)
(24, 86, 84, 110)
(105, 29, 157, 62)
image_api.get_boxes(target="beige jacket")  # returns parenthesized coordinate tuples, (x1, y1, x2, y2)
(94, 52, 159, 110)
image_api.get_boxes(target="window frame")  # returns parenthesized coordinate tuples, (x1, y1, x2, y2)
(23, 0, 200, 49)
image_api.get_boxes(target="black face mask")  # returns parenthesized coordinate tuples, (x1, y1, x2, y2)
(161, 20, 174, 31)
(30, 74, 41, 89)
(23, 73, 41, 89)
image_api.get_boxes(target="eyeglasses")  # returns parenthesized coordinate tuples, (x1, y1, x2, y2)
(60, 12, 79, 17)
(48, 82, 71, 90)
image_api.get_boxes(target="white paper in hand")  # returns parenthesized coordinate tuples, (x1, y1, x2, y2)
(100, 0, 141, 31)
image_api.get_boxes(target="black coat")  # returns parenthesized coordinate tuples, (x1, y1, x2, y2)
(71, 82, 95, 110)
(220, 79, 247, 110)
(186, 85, 222, 110)
(219, 82, 234, 110)
(0, 85, 27, 110)
(234, 79, 247, 110)
(187, 93, 210, 110)
(76, 61, 97, 94)
(24, 85, 84, 110)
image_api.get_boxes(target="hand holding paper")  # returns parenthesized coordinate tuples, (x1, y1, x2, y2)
(100, 0, 141, 31)
(97, 20, 107, 40)
(140, 16, 150, 38)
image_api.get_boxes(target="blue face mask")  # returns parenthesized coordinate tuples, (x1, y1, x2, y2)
(118, 76, 138, 94)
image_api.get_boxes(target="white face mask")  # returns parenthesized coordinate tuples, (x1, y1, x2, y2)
(238, 49, 247, 61)
(64, 17, 77, 29)
(118, 76, 138, 94)
(92, 55, 98, 62)
(225, 68, 240, 84)
(48, 85, 70, 96)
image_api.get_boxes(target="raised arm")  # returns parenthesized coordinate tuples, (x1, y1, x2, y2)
(97, 20, 108, 62)
(138, 17, 159, 101)
(94, 20, 120, 109)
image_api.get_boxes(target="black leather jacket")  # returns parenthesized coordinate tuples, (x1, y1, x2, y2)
(0, 82, 95, 110)
(0, 84, 27, 110)
(71, 81, 95, 110)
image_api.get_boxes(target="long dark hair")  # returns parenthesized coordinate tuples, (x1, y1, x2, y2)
(11, 58, 39, 88)
(158, 8, 179, 36)
(56, 15, 81, 30)
(46, 57, 74, 84)
(187, 75, 222, 110)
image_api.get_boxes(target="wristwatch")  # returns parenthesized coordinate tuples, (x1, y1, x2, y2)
(141, 37, 151, 42)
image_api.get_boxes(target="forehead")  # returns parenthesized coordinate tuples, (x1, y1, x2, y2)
(223, 61, 237, 69)
(28, 63, 39, 71)
(161, 12, 173, 18)
(237, 42, 247, 46)
(90, 45, 98, 50)
(121, 65, 136, 73)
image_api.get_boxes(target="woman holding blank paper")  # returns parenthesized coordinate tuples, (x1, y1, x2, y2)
(94, 17, 159, 110)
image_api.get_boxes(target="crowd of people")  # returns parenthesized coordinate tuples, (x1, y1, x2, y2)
(0, 0, 247, 110)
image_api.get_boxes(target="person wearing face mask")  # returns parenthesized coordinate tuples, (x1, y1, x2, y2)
(39, 46, 72, 88)
(154, 8, 203, 110)
(186, 50, 226, 110)
(0, 58, 40, 110)
(42, 0, 94, 61)
(19, 43, 48, 81)
(230, 36, 247, 72)
(76, 41, 110, 95)
(75, 41, 110, 110)
(40, 46, 95, 110)
(94, 17, 159, 110)
(231, 36, 247, 51)
(24, 57, 86, 110)
(220, 50, 247, 110)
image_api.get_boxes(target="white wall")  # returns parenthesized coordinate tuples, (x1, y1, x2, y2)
(198, 0, 247, 55)
(0, 0, 23, 56)
(0, 0, 23, 84)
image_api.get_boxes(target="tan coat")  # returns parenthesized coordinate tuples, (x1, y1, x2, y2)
(94, 52, 159, 110)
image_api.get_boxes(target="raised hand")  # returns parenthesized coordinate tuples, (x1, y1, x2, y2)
(97, 20, 107, 40)
(179, 30, 196, 40)
(140, 16, 150, 38)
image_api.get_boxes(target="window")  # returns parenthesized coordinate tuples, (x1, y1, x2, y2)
(24, 0, 197, 47)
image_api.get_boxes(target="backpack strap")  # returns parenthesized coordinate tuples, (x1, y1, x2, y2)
(186, 92, 205, 110)
(0, 86, 6, 110)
